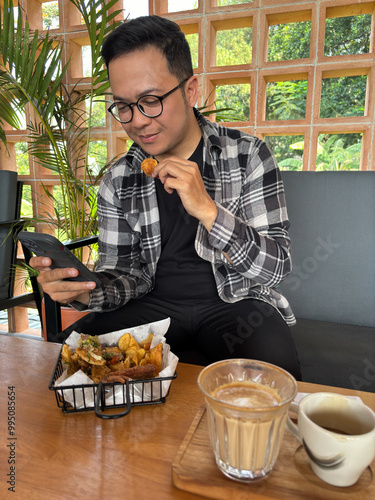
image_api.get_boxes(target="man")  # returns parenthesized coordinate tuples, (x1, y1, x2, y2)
(31, 16, 301, 379)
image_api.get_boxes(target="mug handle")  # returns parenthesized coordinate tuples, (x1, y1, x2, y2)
(286, 401, 301, 441)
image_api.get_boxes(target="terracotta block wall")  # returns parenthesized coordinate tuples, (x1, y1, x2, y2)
(151, 0, 375, 171)
(1, 0, 374, 195)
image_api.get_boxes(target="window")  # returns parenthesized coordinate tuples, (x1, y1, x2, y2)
(15, 142, 30, 175)
(320, 74, 367, 118)
(42, 1, 59, 30)
(324, 12, 372, 57)
(316, 133, 362, 171)
(215, 82, 251, 122)
(266, 78, 308, 121)
(268, 21, 311, 61)
(265, 135, 304, 171)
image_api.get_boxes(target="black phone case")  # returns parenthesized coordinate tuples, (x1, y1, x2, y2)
(18, 232, 101, 286)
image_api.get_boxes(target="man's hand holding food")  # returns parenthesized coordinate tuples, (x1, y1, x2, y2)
(152, 155, 218, 231)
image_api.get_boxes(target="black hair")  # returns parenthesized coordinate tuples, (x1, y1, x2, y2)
(101, 15, 194, 82)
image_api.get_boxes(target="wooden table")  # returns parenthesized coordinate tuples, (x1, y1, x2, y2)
(0, 335, 374, 500)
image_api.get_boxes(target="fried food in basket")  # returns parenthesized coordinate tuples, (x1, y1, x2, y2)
(61, 333, 163, 383)
(141, 158, 158, 177)
(102, 364, 158, 383)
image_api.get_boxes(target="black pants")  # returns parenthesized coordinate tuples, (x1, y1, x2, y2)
(60, 295, 302, 380)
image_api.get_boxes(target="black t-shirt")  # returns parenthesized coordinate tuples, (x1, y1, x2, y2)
(149, 138, 218, 303)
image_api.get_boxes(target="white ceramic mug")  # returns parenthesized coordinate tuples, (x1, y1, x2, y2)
(286, 392, 375, 487)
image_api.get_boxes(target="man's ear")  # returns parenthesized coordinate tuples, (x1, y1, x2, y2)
(185, 76, 198, 108)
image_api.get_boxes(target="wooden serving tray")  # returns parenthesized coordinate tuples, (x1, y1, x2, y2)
(172, 405, 374, 500)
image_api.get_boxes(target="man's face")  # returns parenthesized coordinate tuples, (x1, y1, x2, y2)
(108, 46, 198, 160)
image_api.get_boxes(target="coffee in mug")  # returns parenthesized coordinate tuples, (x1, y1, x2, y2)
(286, 392, 375, 487)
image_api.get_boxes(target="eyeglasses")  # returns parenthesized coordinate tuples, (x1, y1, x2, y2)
(107, 78, 189, 124)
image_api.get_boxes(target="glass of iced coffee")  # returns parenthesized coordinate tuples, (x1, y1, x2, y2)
(198, 359, 298, 482)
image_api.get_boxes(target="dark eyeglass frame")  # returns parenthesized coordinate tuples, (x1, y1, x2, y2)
(107, 78, 189, 124)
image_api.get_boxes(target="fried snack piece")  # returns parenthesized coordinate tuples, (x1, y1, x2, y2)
(61, 345, 76, 375)
(109, 361, 126, 372)
(102, 347, 125, 371)
(70, 351, 82, 370)
(140, 342, 163, 374)
(78, 334, 101, 349)
(61, 344, 72, 365)
(118, 333, 139, 352)
(102, 347, 124, 363)
(135, 348, 146, 365)
(91, 364, 111, 384)
(102, 364, 158, 383)
(125, 347, 146, 366)
(139, 332, 154, 351)
(75, 353, 90, 370)
(141, 158, 158, 177)
(75, 347, 106, 366)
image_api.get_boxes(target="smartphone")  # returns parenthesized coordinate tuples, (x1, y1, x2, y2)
(18, 231, 101, 286)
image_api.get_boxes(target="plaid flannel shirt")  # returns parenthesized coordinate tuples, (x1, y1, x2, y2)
(80, 110, 296, 325)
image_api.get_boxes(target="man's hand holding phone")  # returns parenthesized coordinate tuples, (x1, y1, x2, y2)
(30, 256, 96, 305)
(19, 232, 100, 306)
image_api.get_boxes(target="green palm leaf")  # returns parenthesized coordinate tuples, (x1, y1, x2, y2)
(0, 0, 122, 253)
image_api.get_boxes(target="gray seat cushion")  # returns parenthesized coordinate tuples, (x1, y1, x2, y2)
(280, 171, 375, 327)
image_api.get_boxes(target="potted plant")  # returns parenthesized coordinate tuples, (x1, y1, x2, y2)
(0, 0, 123, 333)
(0, 0, 123, 249)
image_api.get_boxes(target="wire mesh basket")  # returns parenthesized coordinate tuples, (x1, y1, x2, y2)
(49, 345, 177, 419)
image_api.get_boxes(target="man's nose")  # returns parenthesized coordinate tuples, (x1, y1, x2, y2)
(131, 105, 153, 127)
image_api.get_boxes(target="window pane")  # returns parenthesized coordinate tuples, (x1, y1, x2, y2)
(88, 140, 107, 174)
(168, 0, 197, 13)
(316, 133, 362, 170)
(217, 0, 253, 5)
(268, 21, 311, 61)
(324, 15, 371, 56)
(15, 142, 29, 175)
(216, 27, 252, 66)
(20, 185, 33, 217)
(42, 1, 59, 30)
(186, 33, 199, 69)
(53, 185, 64, 213)
(320, 75, 367, 118)
(266, 80, 307, 120)
(86, 98, 106, 127)
(80, 0, 101, 24)
(264, 135, 304, 171)
(124, 0, 149, 19)
(82, 46, 92, 77)
(215, 84, 250, 121)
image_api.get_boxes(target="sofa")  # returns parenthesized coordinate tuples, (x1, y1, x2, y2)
(280, 171, 375, 392)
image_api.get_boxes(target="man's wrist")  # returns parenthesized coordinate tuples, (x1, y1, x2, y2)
(74, 291, 91, 306)
(200, 200, 218, 232)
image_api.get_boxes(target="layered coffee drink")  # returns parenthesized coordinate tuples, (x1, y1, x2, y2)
(198, 360, 297, 483)
(208, 381, 286, 478)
